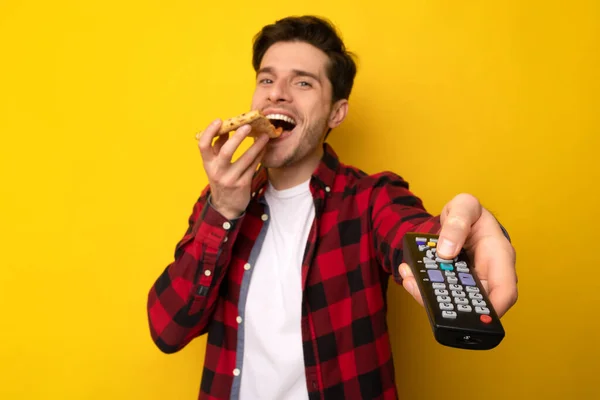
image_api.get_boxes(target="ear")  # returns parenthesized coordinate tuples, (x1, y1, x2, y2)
(328, 99, 349, 129)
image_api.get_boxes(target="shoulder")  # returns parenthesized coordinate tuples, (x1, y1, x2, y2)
(334, 161, 425, 210)
(335, 161, 411, 192)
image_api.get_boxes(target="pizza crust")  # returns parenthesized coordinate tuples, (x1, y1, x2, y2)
(196, 110, 282, 140)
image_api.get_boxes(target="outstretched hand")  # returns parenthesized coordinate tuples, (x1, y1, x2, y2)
(398, 194, 518, 318)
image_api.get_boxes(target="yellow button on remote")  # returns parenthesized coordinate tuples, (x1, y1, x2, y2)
(428, 241, 437, 247)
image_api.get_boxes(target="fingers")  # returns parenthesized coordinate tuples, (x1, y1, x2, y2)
(231, 134, 269, 177)
(213, 132, 229, 154)
(217, 125, 253, 166)
(240, 145, 267, 183)
(437, 193, 482, 259)
(197, 119, 223, 162)
(197, 120, 264, 177)
(488, 278, 518, 318)
(399, 263, 424, 307)
(472, 231, 518, 318)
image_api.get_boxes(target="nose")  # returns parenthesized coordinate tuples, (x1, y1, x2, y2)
(267, 80, 292, 103)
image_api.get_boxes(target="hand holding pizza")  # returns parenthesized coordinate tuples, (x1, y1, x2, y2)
(196, 111, 280, 220)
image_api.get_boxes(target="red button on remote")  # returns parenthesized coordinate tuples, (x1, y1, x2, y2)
(480, 315, 492, 324)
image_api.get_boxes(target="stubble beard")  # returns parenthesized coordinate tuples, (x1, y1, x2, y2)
(261, 117, 328, 169)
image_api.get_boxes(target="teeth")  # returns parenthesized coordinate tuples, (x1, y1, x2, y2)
(265, 114, 296, 126)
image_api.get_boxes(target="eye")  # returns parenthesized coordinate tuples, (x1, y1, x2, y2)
(297, 81, 312, 88)
(258, 78, 273, 85)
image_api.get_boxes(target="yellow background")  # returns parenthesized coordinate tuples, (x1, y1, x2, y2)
(1, 0, 598, 399)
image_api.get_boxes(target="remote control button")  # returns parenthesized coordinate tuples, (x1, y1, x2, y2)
(469, 293, 483, 300)
(444, 271, 456, 277)
(437, 295, 452, 303)
(458, 273, 476, 286)
(442, 311, 457, 319)
(426, 263, 438, 269)
(454, 297, 469, 305)
(427, 241, 436, 247)
(457, 304, 472, 312)
(416, 237, 427, 243)
(452, 290, 466, 298)
(480, 315, 492, 324)
(418, 245, 429, 251)
(449, 284, 463, 291)
(430, 238, 438, 243)
(457, 267, 469, 273)
(436, 257, 453, 263)
(466, 286, 480, 293)
(455, 261, 467, 268)
(427, 270, 444, 282)
(434, 289, 449, 296)
(440, 263, 454, 271)
(424, 258, 436, 265)
(475, 306, 490, 315)
(426, 250, 434, 259)
(439, 303, 454, 311)
(447, 277, 458, 284)
(472, 299, 486, 307)
(432, 283, 446, 289)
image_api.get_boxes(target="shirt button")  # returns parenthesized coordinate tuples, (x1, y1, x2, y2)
(252, 192, 256, 197)
(223, 236, 228, 243)
(244, 263, 251, 270)
(204, 270, 211, 277)
(236, 316, 242, 324)
(325, 186, 331, 193)
(223, 222, 231, 230)
(261, 214, 269, 221)
(233, 368, 240, 376)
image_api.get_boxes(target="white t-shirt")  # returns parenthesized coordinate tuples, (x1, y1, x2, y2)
(240, 179, 315, 399)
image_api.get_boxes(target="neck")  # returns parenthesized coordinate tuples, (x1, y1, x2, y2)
(267, 145, 324, 190)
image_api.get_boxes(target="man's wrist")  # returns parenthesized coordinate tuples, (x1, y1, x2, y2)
(207, 194, 244, 221)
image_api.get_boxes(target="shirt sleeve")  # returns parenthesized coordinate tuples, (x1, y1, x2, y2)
(146, 186, 244, 353)
(368, 172, 442, 286)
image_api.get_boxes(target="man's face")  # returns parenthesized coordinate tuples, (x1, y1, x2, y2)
(251, 41, 345, 169)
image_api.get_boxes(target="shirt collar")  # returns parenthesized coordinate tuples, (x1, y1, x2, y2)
(311, 142, 340, 192)
(251, 142, 340, 196)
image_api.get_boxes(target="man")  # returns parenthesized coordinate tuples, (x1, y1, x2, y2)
(147, 15, 517, 400)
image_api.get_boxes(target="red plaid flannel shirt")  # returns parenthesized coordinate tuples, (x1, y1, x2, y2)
(147, 143, 441, 399)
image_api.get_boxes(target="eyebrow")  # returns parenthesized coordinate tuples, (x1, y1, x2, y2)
(257, 67, 321, 83)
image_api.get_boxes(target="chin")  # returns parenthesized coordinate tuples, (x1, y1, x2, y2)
(261, 144, 299, 168)
(260, 153, 289, 169)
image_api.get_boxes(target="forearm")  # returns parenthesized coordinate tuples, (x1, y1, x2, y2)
(147, 190, 243, 353)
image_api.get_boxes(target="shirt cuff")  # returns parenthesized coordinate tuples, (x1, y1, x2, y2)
(207, 193, 246, 222)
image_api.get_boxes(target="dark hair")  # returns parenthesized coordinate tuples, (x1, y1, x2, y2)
(252, 15, 357, 103)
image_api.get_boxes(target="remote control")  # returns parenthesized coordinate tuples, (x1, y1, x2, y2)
(402, 232, 505, 350)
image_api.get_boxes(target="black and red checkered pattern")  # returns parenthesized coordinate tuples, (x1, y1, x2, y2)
(147, 143, 441, 399)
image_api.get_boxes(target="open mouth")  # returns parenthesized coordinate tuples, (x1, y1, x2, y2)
(266, 113, 297, 133)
